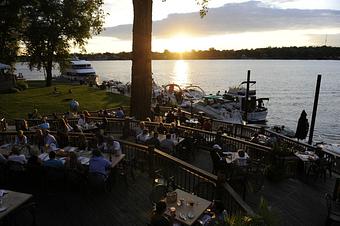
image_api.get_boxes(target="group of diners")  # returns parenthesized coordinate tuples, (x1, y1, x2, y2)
(0, 134, 123, 179)
(133, 121, 188, 155)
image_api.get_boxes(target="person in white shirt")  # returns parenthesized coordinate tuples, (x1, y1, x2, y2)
(136, 129, 150, 144)
(44, 130, 58, 151)
(14, 130, 28, 145)
(236, 149, 248, 167)
(8, 146, 27, 164)
(107, 136, 122, 155)
(77, 114, 87, 127)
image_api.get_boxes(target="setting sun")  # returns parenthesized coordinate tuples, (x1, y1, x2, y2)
(166, 34, 192, 52)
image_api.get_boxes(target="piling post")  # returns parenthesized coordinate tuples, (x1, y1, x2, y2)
(308, 74, 322, 145)
(244, 70, 251, 123)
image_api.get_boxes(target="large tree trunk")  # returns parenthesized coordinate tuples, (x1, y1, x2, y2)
(131, 0, 152, 120)
(45, 59, 53, 87)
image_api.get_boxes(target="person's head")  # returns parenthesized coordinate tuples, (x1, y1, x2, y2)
(49, 151, 56, 160)
(36, 129, 43, 136)
(238, 149, 245, 157)
(42, 116, 48, 122)
(139, 121, 145, 129)
(153, 132, 159, 138)
(29, 146, 40, 157)
(69, 151, 77, 162)
(92, 149, 102, 157)
(145, 117, 151, 122)
(170, 122, 176, 128)
(253, 132, 259, 138)
(166, 133, 171, 139)
(17, 130, 24, 137)
(155, 200, 167, 214)
(142, 129, 149, 135)
(80, 114, 85, 119)
(44, 129, 50, 136)
(33, 109, 38, 114)
(159, 122, 164, 127)
(118, 107, 121, 111)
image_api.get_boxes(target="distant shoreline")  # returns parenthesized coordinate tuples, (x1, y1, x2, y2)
(17, 46, 340, 62)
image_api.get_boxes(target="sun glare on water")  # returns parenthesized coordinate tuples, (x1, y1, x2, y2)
(173, 60, 188, 86)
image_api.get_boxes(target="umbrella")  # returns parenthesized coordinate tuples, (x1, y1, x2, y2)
(295, 110, 309, 140)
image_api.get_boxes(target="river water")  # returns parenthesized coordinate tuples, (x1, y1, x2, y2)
(15, 59, 340, 144)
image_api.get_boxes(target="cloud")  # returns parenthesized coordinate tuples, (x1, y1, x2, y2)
(99, 1, 340, 40)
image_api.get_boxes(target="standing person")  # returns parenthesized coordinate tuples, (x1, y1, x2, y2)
(154, 104, 161, 122)
(295, 110, 309, 141)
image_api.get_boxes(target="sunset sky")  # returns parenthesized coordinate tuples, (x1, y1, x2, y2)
(82, 0, 340, 53)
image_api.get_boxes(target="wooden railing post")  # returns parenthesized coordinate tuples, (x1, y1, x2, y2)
(122, 117, 131, 139)
(148, 145, 155, 177)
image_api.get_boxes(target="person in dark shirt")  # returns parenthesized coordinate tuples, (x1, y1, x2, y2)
(157, 123, 168, 135)
(146, 132, 161, 149)
(150, 201, 173, 226)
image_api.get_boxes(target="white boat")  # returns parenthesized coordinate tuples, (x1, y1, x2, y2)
(190, 95, 244, 124)
(223, 81, 269, 123)
(60, 57, 98, 83)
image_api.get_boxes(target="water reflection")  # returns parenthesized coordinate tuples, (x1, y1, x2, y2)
(173, 60, 188, 86)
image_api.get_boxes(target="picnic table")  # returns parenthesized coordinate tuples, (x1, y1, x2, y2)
(0, 190, 34, 221)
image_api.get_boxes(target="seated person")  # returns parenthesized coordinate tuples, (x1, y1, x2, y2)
(96, 134, 107, 152)
(14, 130, 28, 145)
(44, 130, 58, 151)
(157, 123, 168, 135)
(146, 132, 160, 149)
(135, 121, 146, 136)
(206, 200, 228, 226)
(27, 147, 42, 167)
(38, 116, 50, 130)
(115, 107, 125, 119)
(136, 129, 150, 144)
(78, 134, 89, 151)
(77, 114, 87, 128)
(236, 149, 248, 167)
(64, 151, 83, 172)
(250, 133, 260, 143)
(150, 200, 174, 226)
(32, 129, 44, 150)
(107, 136, 122, 155)
(168, 122, 179, 135)
(267, 134, 278, 147)
(160, 133, 175, 154)
(202, 119, 212, 131)
(8, 146, 27, 164)
(29, 109, 42, 120)
(89, 149, 112, 177)
(43, 151, 63, 168)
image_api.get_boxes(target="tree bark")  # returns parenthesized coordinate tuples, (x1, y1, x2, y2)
(45, 59, 53, 87)
(131, 0, 152, 120)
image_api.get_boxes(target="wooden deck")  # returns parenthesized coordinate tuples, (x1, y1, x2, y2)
(190, 147, 339, 226)
(33, 172, 153, 226)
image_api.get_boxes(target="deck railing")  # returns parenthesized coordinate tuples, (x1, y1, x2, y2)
(116, 138, 255, 216)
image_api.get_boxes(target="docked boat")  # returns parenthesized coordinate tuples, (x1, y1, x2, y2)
(60, 57, 99, 84)
(223, 81, 269, 123)
(189, 95, 244, 124)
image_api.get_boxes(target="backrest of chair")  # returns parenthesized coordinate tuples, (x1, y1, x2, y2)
(333, 178, 340, 201)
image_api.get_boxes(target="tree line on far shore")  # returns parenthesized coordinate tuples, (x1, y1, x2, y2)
(28, 46, 337, 61)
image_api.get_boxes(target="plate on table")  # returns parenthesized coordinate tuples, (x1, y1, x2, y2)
(0, 206, 8, 212)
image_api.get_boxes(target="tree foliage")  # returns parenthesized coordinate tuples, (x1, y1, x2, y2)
(23, 0, 105, 86)
(0, 0, 25, 68)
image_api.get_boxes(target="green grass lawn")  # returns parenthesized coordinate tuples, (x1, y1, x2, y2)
(0, 81, 130, 119)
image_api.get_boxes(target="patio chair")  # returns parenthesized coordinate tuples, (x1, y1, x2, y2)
(325, 178, 340, 225)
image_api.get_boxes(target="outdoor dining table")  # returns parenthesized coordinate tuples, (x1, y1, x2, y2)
(294, 151, 319, 176)
(165, 189, 211, 226)
(0, 190, 34, 221)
